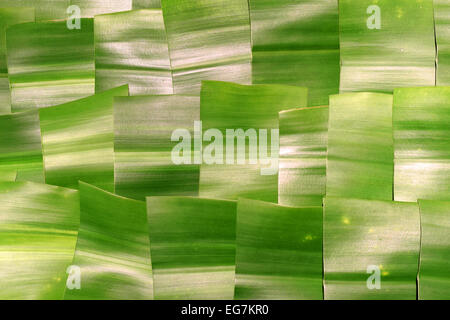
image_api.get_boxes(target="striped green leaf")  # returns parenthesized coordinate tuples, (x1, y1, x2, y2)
(70, 0, 132, 17)
(235, 199, 323, 300)
(279, 106, 328, 207)
(0, 7, 35, 114)
(250, 0, 340, 106)
(199, 81, 308, 202)
(161, 0, 252, 94)
(0, 169, 16, 182)
(0, 110, 44, 183)
(0, 0, 69, 21)
(339, 0, 435, 92)
(418, 199, 450, 300)
(133, 0, 160, 9)
(39, 85, 129, 192)
(434, 0, 450, 85)
(0, 181, 79, 300)
(324, 197, 420, 300)
(6, 19, 95, 112)
(65, 182, 153, 300)
(147, 196, 237, 300)
(327, 93, 393, 200)
(393, 87, 450, 202)
(94, 9, 173, 95)
(114, 95, 199, 200)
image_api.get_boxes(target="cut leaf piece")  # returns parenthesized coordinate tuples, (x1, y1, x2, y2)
(133, 0, 160, 9)
(279, 106, 328, 207)
(393, 87, 450, 202)
(39, 85, 129, 192)
(6, 19, 95, 112)
(200, 81, 308, 202)
(65, 182, 152, 300)
(0, 0, 69, 21)
(418, 199, 450, 300)
(327, 93, 393, 201)
(249, 0, 340, 106)
(147, 196, 237, 300)
(0, 7, 35, 114)
(70, 0, 132, 17)
(0, 110, 44, 183)
(339, 0, 435, 92)
(94, 9, 173, 95)
(161, 0, 252, 94)
(0, 181, 79, 300)
(0, 77, 10, 115)
(324, 197, 420, 300)
(252, 50, 340, 106)
(434, 0, 450, 85)
(0, 169, 16, 181)
(235, 199, 323, 300)
(114, 95, 199, 201)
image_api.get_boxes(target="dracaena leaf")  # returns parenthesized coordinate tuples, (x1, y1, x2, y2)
(324, 196, 420, 300)
(6, 19, 95, 112)
(161, 0, 252, 94)
(199, 81, 308, 202)
(114, 95, 199, 200)
(39, 85, 129, 192)
(235, 199, 323, 300)
(278, 106, 328, 207)
(70, 0, 132, 17)
(393, 87, 450, 202)
(94, 9, 173, 95)
(64, 182, 153, 300)
(0, 7, 35, 115)
(249, 0, 340, 106)
(0, 110, 44, 183)
(146, 196, 237, 300)
(0, 181, 79, 300)
(327, 92, 393, 201)
(339, 0, 435, 92)
(418, 199, 450, 300)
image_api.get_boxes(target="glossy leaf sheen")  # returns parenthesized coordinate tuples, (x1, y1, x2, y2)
(339, 0, 435, 92)
(6, 19, 95, 112)
(114, 95, 199, 201)
(324, 197, 420, 300)
(434, 0, 450, 85)
(0, 0, 69, 21)
(327, 93, 393, 200)
(279, 106, 328, 207)
(65, 182, 153, 300)
(250, 0, 340, 106)
(94, 9, 173, 95)
(0, 7, 35, 114)
(39, 85, 129, 192)
(0, 169, 16, 182)
(0, 181, 79, 300)
(0, 110, 44, 183)
(70, 0, 132, 17)
(147, 197, 237, 300)
(199, 81, 308, 202)
(418, 200, 450, 300)
(133, 0, 161, 9)
(393, 87, 450, 202)
(161, 0, 252, 94)
(235, 199, 323, 300)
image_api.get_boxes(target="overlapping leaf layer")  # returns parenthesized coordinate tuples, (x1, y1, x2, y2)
(0, 0, 448, 300)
